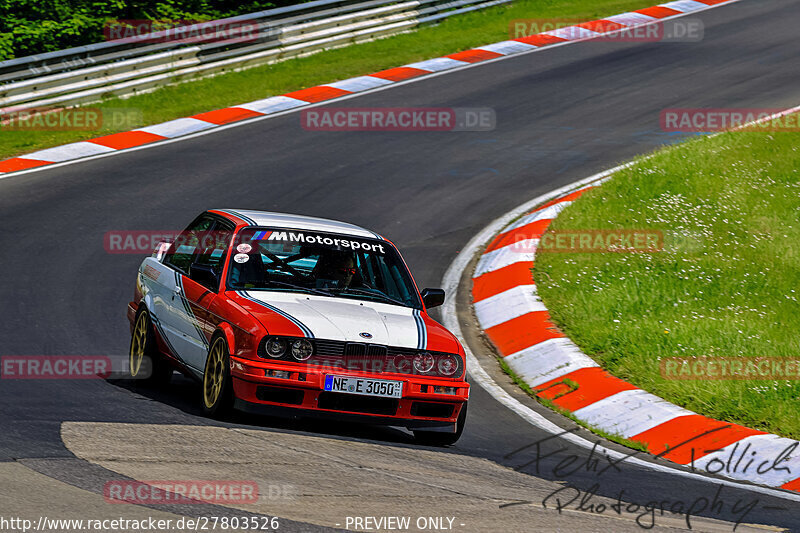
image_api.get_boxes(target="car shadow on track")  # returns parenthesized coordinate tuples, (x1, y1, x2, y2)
(108, 371, 420, 447)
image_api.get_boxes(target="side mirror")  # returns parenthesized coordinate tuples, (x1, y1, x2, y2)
(421, 288, 445, 309)
(190, 262, 220, 291)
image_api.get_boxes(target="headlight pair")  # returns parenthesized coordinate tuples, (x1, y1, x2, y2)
(263, 337, 313, 361)
(413, 352, 460, 377)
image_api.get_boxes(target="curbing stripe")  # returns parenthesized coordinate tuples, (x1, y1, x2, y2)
(402, 57, 469, 72)
(0, 0, 740, 176)
(692, 434, 800, 488)
(236, 96, 309, 114)
(475, 40, 537, 55)
(21, 142, 114, 162)
(534, 367, 638, 411)
(505, 338, 598, 388)
(473, 284, 545, 329)
(369, 66, 429, 82)
(283, 86, 352, 103)
(635, 6, 683, 17)
(325, 75, 395, 92)
(137, 117, 216, 138)
(0, 157, 53, 173)
(191, 107, 264, 125)
(485, 218, 551, 253)
(571, 389, 694, 439)
(485, 311, 563, 355)
(576, 20, 627, 32)
(604, 12, 658, 25)
(471, 158, 800, 491)
(630, 415, 765, 464)
(89, 131, 166, 150)
(542, 27, 600, 40)
(513, 33, 567, 47)
(474, 238, 538, 277)
(661, 0, 710, 11)
(445, 49, 504, 63)
(472, 262, 535, 303)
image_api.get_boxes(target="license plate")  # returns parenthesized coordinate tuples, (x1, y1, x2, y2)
(324, 375, 403, 398)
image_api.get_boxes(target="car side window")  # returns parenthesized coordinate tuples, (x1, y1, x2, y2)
(164, 216, 216, 274)
(193, 224, 233, 271)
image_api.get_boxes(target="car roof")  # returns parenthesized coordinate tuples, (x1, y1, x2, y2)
(212, 209, 382, 240)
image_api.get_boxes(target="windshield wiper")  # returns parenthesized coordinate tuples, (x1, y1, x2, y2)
(334, 287, 408, 307)
(262, 280, 332, 297)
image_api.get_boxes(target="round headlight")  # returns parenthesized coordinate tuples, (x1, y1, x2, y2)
(437, 354, 459, 376)
(413, 352, 435, 373)
(265, 337, 287, 358)
(291, 339, 314, 361)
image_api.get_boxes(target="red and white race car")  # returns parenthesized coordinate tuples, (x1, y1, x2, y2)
(127, 210, 469, 444)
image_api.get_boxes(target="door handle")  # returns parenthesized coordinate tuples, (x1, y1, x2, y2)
(172, 286, 181, 300)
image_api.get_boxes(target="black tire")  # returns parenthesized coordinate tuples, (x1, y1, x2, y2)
(129, 308, 172, 386)
(201, 336, 235, 419)
(413, 402, 467, 446)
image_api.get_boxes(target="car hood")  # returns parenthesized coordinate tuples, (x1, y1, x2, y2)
(234, 290, 456, 351)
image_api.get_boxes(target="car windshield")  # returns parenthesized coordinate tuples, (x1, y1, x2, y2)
(226, 227, 422, 308)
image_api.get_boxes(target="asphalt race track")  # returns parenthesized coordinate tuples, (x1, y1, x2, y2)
(1, 0, 800, 531)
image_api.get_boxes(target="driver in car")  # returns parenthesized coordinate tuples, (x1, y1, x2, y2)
(315, 251, 358, 289)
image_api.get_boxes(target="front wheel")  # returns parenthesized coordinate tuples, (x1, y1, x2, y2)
(413, 402, 467, 446)
(202, 336, 234, 418)
(129, 308, 172, 386)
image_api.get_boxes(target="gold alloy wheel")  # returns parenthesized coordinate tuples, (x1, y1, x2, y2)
(203, 339, 226, 409)
(129, 312, 148, 377)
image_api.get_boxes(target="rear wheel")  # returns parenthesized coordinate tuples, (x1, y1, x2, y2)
(413, 402, 467, 446)
(202, 336, 234, 418)
(129, 308, 172, 386)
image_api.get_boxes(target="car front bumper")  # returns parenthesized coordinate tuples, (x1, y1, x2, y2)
(230, 356, 469, 432)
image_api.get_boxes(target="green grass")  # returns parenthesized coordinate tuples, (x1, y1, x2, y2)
(534, 120, 800, 440)
(0, 0, 655, 161)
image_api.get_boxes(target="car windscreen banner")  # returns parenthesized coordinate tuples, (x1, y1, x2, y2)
(249, 229, 386, 254)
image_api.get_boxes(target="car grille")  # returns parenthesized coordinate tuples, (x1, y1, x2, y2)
(310, 339, 425, 375)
